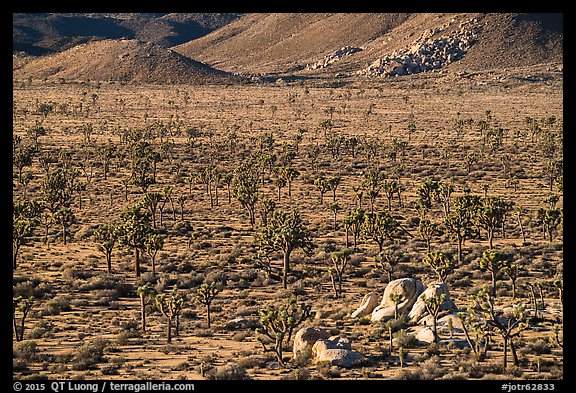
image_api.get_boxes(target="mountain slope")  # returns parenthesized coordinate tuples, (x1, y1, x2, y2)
(13, 39, 240, 84)
(172, 13, 411, 73)
(13, 13, 243, 56)
(173, 12, 563, 76)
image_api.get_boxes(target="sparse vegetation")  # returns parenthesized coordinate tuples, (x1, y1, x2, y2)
(11, 12, 563, 380)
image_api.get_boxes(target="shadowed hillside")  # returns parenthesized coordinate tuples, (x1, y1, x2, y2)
(13, 13, 243, 56)
(12, 38, 242, 84)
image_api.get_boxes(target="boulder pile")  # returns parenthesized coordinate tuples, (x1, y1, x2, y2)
(370, 278, 425, 322)
(359, 17, 480, 77)
(305, 46, 363, 70)
(293, 327, 365, 368)
(350, 278, 457, 324)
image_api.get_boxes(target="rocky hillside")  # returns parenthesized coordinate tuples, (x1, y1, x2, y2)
(13, 13, 242, 55)
(12, 39, 241, 84)
(173, 13, 412, 74)
(174, 13, 563, 77)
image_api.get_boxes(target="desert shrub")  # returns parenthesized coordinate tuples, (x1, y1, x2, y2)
(39, 296, 71, 316)
(78, 275, 131, 297)
(205, 363, 249, 380)
(316, 361, 340, 379)
(293, 367, 311, 380)
(393, 368, 421, 380)
(419, 355, 449, 379)
(62, 267, 94, 281)
(205, 270, 228, 285)
(176, 273, 204, 289)
(425, 342, 442, 357)
(101, 365, 120, 375)
(232, 330, 251, 342)
(394, 329, 418, 348)
(134, 272, 159, 288)
(520, 338, 552, 355)
(70, 339, 108, 371)
(13, 278, 53, 298)
(195, 327, 214, 337)
(74, 225, 94, 240)
(14, 340, 39, 361)
(28, 320, 55, 339)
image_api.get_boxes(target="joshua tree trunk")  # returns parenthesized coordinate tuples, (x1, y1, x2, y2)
(106, 252, 112, 274)
(13, 242, 20, 270)
(13, 313, 20, 341)
(166, 318, 172, 343)
(457, 236, 463, 264)
(282, 248, 292, 289)
(510, 338, 519, 366)
(491, 271, 497, 298)
(503, 336, 508, 369)
(517, 214, 526, 243)
(134, 247, 141, 277)
(206, 305, 211, 328)
(140, 295, 147, 334)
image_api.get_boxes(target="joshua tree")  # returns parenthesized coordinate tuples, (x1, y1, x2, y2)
(176, 194, 187, 221)
(476, 196, 512, 249)
(343, 208, 365, 248)
(470, 286, 528, 369)
(416, 178, 440, 218)
(13, 199, 41, 270)
(96, 142, 116, 180)
(14, 145, 34, 184)
(553, 279, 563, 304)
(273, 176, 286, 202)
(361, 209, 405, 254)
(423, 293, 447, 343)
(195, 281, 223, 328)
(314, 176, 330, 205)
(256, 208, 315, 289)
(479, 248, 511, 298)
(144, 233, 164, 276)
(390, 292, 404, 320)
(222, 173, 233, 204)
(438, 180, 455, 218)
(255, 297, 312, 367)
(422, 250, 456, 283)
(377, 249, 403, 282)
(156, 287, 186, 343)
(502, 260, 522, 299)
(535, 207, 562, 242)
(362, 168, 385, 214)
(398, 346, 406, 368)
(280, 166, 300, 197)
(259, 197, 276, 227)
(40, 168, 77, 242)
(382, 179, 399, 211)
(54, 206, 75, 245)
(542, 159, 562, 192)
(232, 162, 259, 227)
(117, 203, 153, 277)
(327, 176, 341, 202)
(141, 192, 162, 229)
(158, 186, 173, 226)
(328, 249, 352, 298)
(137, 283, 157, 334)
(418, 218, 441, 253)
(13, 296, 35, 341)
(94, 221, 119, 273)
(443, 194, 480, 264)
(328, 202, 341, 230)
